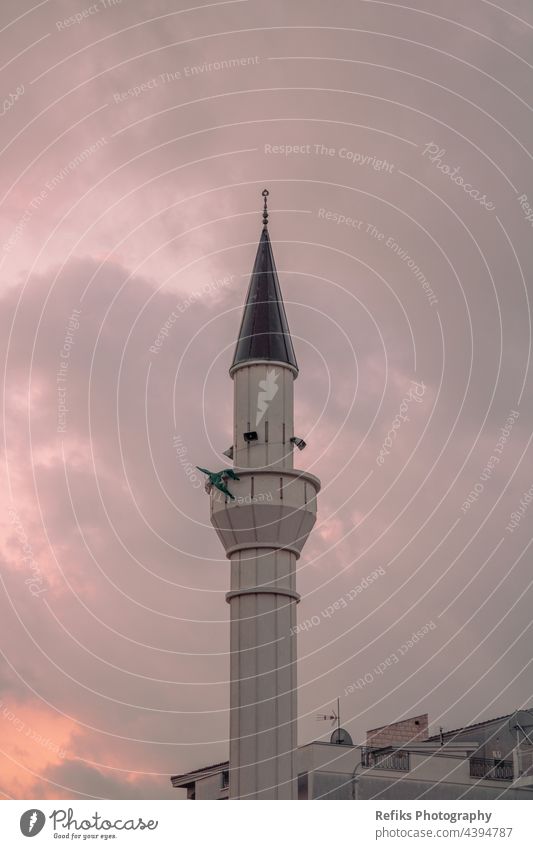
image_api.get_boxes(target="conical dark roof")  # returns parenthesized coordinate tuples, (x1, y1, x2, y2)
(231, 226, 298, 373)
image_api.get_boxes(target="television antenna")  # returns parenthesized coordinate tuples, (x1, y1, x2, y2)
(316, 698, 341, 739)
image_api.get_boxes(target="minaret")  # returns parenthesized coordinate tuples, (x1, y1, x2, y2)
(209, 191, 320, 799)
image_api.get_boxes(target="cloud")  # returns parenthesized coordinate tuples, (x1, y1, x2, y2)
(1, 0, 532, 798)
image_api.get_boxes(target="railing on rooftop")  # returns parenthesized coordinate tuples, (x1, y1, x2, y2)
(469, 758, 513, 781)
(361, 749, 410, 771)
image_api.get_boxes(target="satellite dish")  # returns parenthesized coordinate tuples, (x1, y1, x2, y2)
(509, 710, 533, 733)
(330, 728, 353, 746)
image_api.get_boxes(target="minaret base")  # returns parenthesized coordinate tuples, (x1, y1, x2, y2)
(227, 548, 299, 800)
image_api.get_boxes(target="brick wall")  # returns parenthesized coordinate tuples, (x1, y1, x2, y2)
(367, 714, 429, 747)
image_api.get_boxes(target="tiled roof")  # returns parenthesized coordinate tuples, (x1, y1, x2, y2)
(171, 761, 228, 785)
(426, 713, 514, 740)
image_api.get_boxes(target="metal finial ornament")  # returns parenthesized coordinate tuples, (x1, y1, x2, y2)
(262, 188, 269, 227)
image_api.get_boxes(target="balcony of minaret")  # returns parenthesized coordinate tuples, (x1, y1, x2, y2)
(210, 467, 320, 558)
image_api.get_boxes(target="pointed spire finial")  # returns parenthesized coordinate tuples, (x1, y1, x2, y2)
(231, 193, 298, 375)
(262, 189, 269, 228)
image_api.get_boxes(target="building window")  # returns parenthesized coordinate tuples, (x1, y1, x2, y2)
(221, 770, 229, 790)
(298, 772, 309, 800)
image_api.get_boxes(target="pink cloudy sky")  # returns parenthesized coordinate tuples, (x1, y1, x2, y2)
(0, 0, 532, 799)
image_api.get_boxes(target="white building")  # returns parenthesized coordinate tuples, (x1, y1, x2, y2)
(171, 711, 533, 800)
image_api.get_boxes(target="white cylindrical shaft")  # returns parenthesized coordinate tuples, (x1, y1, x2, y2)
(212, 354, 319, 798)
(232, 361, 295, 470)
(228, 547, 298, 799)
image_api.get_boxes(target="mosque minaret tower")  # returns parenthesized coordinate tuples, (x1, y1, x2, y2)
(200, 191, 320, 799)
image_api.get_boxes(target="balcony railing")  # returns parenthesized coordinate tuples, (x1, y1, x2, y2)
(362, 749, 410, 771)
(470, 758, 513, 781)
